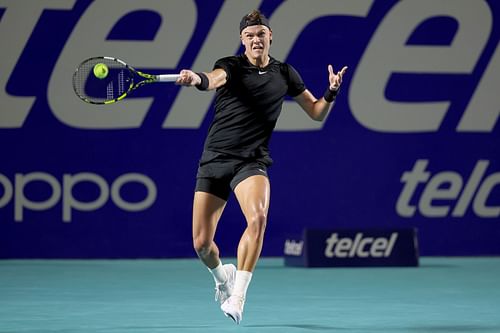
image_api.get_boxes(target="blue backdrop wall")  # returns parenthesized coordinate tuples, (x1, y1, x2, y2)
(1, 0, 499, 258)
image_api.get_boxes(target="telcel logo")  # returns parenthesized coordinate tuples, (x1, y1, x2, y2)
(324, 232, 398, 258)
(284, 239, 304, 256)
(1, 1, 498, 132)
(0, 172, 157, 222)
(397, 159, 500, 218)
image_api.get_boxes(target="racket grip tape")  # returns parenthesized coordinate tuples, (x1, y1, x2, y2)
(157, 74, 180, 82)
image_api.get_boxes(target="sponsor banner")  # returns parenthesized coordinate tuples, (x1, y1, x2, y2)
(1, 0, 499, 258)
(284, 229, 419, 267)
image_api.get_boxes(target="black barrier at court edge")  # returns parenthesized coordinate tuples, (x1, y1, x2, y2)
(284, 228, 419, 267)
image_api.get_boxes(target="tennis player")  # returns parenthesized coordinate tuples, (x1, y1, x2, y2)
(176, 9, 347, 324)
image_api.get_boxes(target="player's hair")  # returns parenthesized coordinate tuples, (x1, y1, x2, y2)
(239, 9, 271, 33)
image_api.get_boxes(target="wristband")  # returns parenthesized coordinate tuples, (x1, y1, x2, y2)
(323, 87, 339, 103)
(195, 72, 209, 91)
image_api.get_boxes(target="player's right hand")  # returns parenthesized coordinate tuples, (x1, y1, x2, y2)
(176, 69, 201, 86)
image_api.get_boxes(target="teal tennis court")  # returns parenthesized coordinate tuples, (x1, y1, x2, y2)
(1, 257, 499, 332)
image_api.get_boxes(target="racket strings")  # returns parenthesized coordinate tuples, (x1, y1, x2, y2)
(72, 57, 133, 104)
(106, 81, 114, 101)
(118, 70, 125, 95)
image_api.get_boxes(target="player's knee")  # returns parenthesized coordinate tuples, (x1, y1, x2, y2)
(193, 236, 211, 255)
(247, 211, 267, 238)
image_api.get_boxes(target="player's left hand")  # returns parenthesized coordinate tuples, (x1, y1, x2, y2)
(328, 65, 348, 91)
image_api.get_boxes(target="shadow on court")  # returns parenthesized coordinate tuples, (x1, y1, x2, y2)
(246, 323, 348, 330)
(246, 324, 500, 332)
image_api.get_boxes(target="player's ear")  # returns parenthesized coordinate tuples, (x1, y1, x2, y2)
(269, 30, 273, 45)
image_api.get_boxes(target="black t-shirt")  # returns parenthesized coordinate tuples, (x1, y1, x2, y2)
(202, 54, 306, 159)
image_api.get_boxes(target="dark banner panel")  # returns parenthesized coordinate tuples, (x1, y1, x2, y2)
(284, 228, 419, 267)
(1, 0, 499, 258)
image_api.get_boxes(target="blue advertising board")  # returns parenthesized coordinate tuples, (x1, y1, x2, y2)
(284, 228, 419, 267)
(1, 0, 499, 258)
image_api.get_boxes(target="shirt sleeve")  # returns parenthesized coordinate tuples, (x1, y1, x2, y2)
(285, 64, 306, 97)
(213, 56, 238, 83)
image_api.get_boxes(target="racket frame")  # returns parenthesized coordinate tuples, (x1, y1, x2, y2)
(72, 56, 180, 105)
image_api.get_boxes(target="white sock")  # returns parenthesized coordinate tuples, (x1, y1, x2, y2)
(233, 270, 252, 299)
(208, 262, 227, 284)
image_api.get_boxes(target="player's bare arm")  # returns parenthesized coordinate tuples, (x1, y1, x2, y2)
(294, 65, 348, 121)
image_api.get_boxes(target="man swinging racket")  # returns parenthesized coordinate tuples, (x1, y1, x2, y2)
(176, 9, 347, 325)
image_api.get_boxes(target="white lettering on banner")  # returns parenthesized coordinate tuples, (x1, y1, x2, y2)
(1, 1, 499, 131)
(110, 173, 157, 212)
(350, 0, 493, 132)
(0, 0, 76, 128)
(396, 159, 500, 218)
(324, 232, 398, 258)
(62, 173, 109, 223)
(458, 41, 500, 132)
(0, 174, 13, 208)
(284, 239, 304, 256)
(15, 172, 62, 222)
(0, 172, 157, 222)
(47, 0, 196, 128)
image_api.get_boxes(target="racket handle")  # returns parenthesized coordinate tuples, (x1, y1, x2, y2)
(157, 74, 180, 82)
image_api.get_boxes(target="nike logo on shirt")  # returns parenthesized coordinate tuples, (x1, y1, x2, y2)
(258, 71, 267, 75)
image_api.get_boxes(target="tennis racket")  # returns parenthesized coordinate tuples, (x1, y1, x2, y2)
(72, 56, 180, 105)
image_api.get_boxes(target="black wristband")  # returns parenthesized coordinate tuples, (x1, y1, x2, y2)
(195, 72, 209, 91)
(323, 87, 339, 103)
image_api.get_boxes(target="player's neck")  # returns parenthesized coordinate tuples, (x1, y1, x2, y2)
(245, 53, 270, 68)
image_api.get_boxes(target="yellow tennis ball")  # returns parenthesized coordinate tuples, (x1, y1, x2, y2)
(93, 63, 109, 79)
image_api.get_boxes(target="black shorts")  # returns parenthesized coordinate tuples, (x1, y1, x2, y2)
(195, 150, 273, 201)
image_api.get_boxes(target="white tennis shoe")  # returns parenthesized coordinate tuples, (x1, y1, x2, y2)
(221, 295, 245, 325)
(214, 264, 236, 305)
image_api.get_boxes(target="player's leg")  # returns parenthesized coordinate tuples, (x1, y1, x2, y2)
(192, 190, 236, 304)
(192, 191, 226, 268)
(234, 175, 270, 272)
(221, 174, 270, 324)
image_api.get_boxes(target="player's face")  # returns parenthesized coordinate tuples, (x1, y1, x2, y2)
(241, 25, 272, 61)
